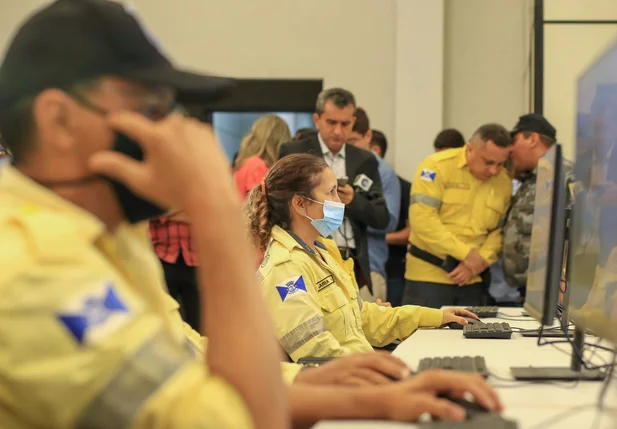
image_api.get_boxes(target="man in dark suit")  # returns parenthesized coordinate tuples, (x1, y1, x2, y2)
(279, 88, 389, 297)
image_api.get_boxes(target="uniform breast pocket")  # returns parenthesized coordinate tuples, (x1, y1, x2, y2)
(484, 196, 505, 230)
(441, 190, 471, 226)
(318, 288, 353, 339)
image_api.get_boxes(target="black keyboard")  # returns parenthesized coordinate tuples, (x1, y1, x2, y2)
(417, 356, 488, 378)
(465, 306, 499, 318)
(463, 322, 512, 339)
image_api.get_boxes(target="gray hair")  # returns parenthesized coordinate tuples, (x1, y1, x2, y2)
(471, 123, 512, 148)
(315, 88, 356, 115)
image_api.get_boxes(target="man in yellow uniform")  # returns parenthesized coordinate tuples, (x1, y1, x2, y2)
(0, 1, 290, 428)
(403, 123, 513, 308)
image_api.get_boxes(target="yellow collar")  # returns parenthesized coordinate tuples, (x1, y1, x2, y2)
(0, 165, 106, 243)
(457, 147, 469, 169)
(270, 225, 327, 255)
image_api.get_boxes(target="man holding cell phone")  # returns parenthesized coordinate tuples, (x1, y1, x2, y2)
(279, 88, 389, 297)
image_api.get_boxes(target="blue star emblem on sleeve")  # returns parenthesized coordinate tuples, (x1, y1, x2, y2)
(420, 169, 437, 182)
(57, 283, 133, 345)
(276, 275, 308, 302)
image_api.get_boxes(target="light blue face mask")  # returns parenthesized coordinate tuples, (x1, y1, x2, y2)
(304, 198, 345, 238)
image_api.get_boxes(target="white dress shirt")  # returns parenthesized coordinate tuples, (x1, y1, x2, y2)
(318, 134, 355, 249)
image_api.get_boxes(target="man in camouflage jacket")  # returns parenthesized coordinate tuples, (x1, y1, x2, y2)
(502, 114, 573, 295)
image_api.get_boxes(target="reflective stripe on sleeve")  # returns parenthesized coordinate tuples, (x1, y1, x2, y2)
(76, 330, 193, 429)
(410, 194, 442, 209)
(279, 315, 327, 355)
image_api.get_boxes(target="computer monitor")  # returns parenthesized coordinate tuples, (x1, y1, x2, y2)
(511, 144, 604, 381)
(523, 144, 567, 326)
(568, 38, 617, 347)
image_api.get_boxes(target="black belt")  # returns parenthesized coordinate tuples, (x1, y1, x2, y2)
(408, 245, 491, 287)
(408, 245, 458, 273)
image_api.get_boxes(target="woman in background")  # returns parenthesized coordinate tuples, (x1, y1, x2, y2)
(234, 114, 292, 199)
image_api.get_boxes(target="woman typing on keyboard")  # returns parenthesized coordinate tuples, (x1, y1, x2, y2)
(247, 154, 478, 362)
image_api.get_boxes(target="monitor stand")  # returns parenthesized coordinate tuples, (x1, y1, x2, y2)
(511, 328, 605, 381)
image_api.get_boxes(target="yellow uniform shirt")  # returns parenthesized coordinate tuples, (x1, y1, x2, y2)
(164, 290, 303, 384)
(406, 148, 512, 284)
(0, 166, 253, 429)
(259, 226, 444, 362)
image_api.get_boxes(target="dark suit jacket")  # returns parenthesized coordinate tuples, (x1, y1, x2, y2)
(279, 136, 389, 289)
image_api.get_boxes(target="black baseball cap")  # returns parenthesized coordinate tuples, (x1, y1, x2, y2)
(510, 113, 557, 140)
(0, 0, 235, 109)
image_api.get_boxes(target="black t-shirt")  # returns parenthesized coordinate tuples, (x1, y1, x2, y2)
(386, 177, 411, 278)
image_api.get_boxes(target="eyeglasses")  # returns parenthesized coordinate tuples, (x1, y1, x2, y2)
(68, 80, 178, 121)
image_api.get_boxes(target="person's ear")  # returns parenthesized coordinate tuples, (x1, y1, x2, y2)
(530, 132, 541, 148)
(366, 129, 373, 141)
(313, 113, 320, 129)
(465, 142, 473, 156)
(291, 195, 307, 216)
(32, 89, 77, 153)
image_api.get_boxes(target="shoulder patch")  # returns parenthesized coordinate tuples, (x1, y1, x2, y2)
(56, 282, 137, 345)
(420, 169, 437, 182)
(276, 275, 307, 302)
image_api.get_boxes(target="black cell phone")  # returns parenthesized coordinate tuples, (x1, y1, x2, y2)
(337, 177, 349, 187)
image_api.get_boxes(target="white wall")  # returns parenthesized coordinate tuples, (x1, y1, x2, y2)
(132, 0, 396, 160)
(393, 0, 444, 181)
(0, 0, 536, 181)
(443, 0, 532, 142)
(544, 0, 617, 161)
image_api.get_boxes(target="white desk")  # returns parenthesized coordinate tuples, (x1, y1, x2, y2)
(314, 308, 617, 429)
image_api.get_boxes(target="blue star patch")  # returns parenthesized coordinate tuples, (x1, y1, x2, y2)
(57, 283, 132, 345)
(420, 169, 436, 182)
(276, 275, 308, 302)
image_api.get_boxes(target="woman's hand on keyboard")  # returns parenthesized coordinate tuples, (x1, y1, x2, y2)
(441, 308, 480, 326)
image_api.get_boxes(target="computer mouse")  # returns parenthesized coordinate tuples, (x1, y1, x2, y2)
(436, 395, 490, 421)
(447, 317, 480, 330)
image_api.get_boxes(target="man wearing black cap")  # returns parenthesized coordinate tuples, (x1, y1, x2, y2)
(502, 113, 573, 295)
(0, 1, 503, 428)
(0, 0, 293, 427)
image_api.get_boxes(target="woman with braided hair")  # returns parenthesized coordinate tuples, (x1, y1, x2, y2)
(246, 153, 478, 362)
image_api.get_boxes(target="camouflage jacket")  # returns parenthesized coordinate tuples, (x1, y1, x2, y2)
(502, 161, 574, 289)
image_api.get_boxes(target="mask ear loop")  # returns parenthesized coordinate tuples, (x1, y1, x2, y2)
(299, 196, 319, 222)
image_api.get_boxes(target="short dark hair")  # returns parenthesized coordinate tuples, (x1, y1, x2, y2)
(294, 128, 317, 141)
(0, 99, 36, 164)
(522, 130, 555, 147)
(434, 128, 465, 151)
(370, 129, 388, 157)
(352, 107, 370, 135)
(472, 123, 512, 148)
(315, 88, 356, 115)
